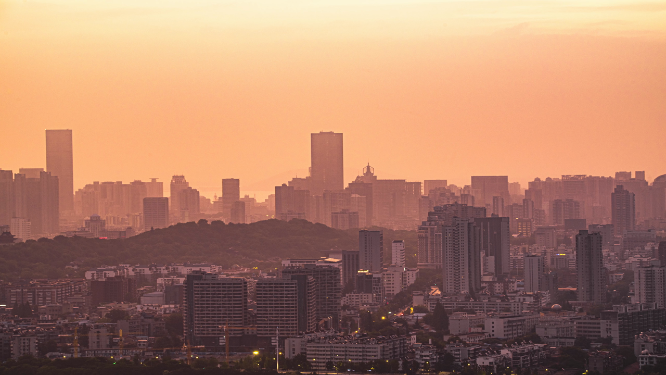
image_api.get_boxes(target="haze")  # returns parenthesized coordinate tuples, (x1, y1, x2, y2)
(1, 0, 665, 195)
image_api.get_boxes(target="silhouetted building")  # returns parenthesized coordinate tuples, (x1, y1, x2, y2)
(275, 184, 311, 221)
(0, 170, 13, 226)
(230, 200, 246, 224)
(310, 132, 343, 195)
(327, 250, 359, 288)
(15, 170, 59, 236)
(588, 224, 614, 249)
(659, 242, 666, 268)
(524, 255, 543, 293)
(169, 175, 189, 219)
(178, 187, 200, 221)
(442, 217, 481, 295)
(222, 179, 240, 219)
(471, 176, 509, 208)
(576, 230, 606, 303)
(145, 178, 163, 197)
(331, 209, 359, 230)
(552, 199, 580, 226)
(143, 197, 169, 230)
(10, 217, 31, 242)
(84, 215, 105, 237)
(282, 264, 341, 328)
(256, 276, 316, 337)
(46, 129, 74, 214)
(475, 217, 510, 276)
(90, 276, 136, 306)
(612, 185, 635, 236)
(359, 230, 383, 272)
(184, 272, 247, 347)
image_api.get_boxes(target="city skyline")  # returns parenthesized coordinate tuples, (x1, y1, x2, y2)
(1, 1, 665, 193)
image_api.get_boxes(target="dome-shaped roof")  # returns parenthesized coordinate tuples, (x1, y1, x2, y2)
(551, 304, 562, 310)
(654, 174, 666, 183)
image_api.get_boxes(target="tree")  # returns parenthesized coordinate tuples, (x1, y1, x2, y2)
(574, 336, 591, 349)
(326, 361, 335, 371)
(105, 309, 129, 323)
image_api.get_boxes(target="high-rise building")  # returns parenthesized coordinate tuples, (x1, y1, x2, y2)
(576, 230, 606, 303)
(10, 217, 31, 242)
(391, 240, 405, 267)
(612, 185, 635, 236)
(178, 187, 200, 221)
(418, 203, 486, 269)
(145, 178, 163, 197)
(635, 266, 666, 308)
(256, 276, 316, 337)
(0, 170, 13, 227)
(552, 199, 581, 225)
(15, 171, 59, 236)
(359, 230, 383, 272)
(327, 250, 359, 288)
(356, 270, 383, 303)
(310, 132, 343, 195)
(424, 180, 447, 195)
(524, 255, 543, 293)
(169, 175, 189, 218)
(45, 129, 73, 214)
(658, 242, 666, 268)
(475, 217, 510, 277)
(471, 176, 509, 208)
(143, 197, 169, 230)
(492, 196, 504, 217)
(588, 224, 614, 249)
(442, 217, 481, 295)
(230, 200, 246, 224)
(282, 264, 341, 328)
(331, 209, 359, 230)
(222, 178, 240, 219)
(184, 272, 247, 347)
(275, 184, 311, 221)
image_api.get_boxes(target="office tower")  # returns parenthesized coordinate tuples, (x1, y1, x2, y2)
(275, 184, 311, 221)
(18, 171, 59, 236)
(635, 266, 666, 308)
(588, 224, 614, 249)
(524, 255, 543, 293)
(143, 197, 169, 230)
(310, 132, 343, 195)
(492, 196, 504, 217)
(612, 185, 635, 236)
(552, 199, 581, 225)
(471, 176, 509, 208)
(178, 187, 200, 221)
(442, 217, 481, 295)
(392, 240, 405, 267)
(356, 270, 383, 303)
(418, 203, 486, 269)
(424, 180, 447, 195)
(349, 194, 367, 227)
(331, 209, 359, 230)
(327, 250, 359, 288)
(169, 175, 189, 216)
(525, 188, 543, 210)
(18, 168, 44, 179)
(256, 276, 316, 337)
(145, 178, 163, 197)
(45, 129, 74, 214)
(576, 230, 606, 303)
(230, 201, 246, 224)
(282, 264, 341, 328)
(10, 218, 31, 242)
(222, 178, 240, 219)
(475, 217, 510, 276)
(359, 230, 383, 272)
(0, 170, 13, 226)
(184, 272, 247, 346)
(322, 190, 352, 226)
(128, 180, 148, 214)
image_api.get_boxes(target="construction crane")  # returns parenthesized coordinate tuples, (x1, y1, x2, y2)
(221, 322, 256, 364)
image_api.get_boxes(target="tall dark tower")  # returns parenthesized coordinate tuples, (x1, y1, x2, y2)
(310, 132, 343, 195)
(576, 230, 606, 303)
(611, 185, 635, 236)
(46, 129, 73, 214)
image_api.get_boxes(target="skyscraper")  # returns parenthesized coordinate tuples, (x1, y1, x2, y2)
(45, 129, 74, 214)
(222, 178, 240, 219)
(145, 178, 163, 197)
(0, 170, 13, 226)
(391, 240, 405, 267)
(282, 264, 341, 328)
(15, 170, 59, 236)
(310, 132, 343, 195)
(143, 197, 169, 230)
(612, 185, 635, 236)
(576, 230, 606, 303)
(523, 255, 543, 293)
(178, 187, 200, 221)
(635, 266, 666, 308)
(256, 276, 316, 337)
(475, 217, 510, 277)
(442, 217, 481, 295)
(169, 175, 189, 218)
(471, 176, 509, 208)
(359, 230, 383, 272)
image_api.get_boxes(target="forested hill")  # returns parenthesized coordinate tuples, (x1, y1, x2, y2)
(0, 219, 417, 281)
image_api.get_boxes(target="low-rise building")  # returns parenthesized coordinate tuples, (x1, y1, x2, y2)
(485, 314, 539, 340)
(305, 335, 406, 370)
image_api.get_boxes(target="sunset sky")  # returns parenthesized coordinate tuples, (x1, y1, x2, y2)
(1, 0, 665, 198)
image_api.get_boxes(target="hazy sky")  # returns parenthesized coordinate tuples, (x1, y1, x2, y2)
(1, 0, 665, 198)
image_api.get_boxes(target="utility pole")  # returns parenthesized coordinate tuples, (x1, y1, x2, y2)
(276, 326, 279, 373)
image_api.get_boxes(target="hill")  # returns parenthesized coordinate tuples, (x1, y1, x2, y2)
(0, 219, 417, 281)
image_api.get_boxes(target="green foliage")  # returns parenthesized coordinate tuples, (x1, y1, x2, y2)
(574, 335, 591, 349)
(105, 309, 129, 323)
(559, 346, 589, 369)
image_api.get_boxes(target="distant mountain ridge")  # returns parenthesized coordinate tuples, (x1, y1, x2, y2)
(0, 219, 417, 281)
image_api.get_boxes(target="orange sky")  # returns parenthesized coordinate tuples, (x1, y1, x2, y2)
(1, 1, 665, 198)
